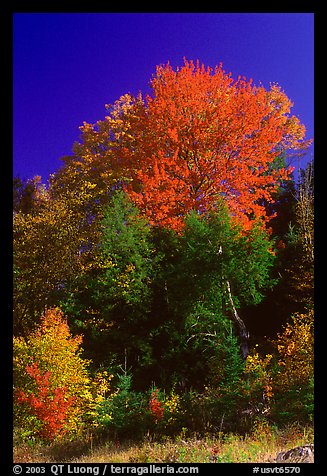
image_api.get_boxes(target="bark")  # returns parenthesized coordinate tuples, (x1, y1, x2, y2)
(226, 279, 249, 360)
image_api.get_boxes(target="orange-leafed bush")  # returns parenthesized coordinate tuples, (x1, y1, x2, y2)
(15, 362, 75, 441)
(149, 389, 165, 423)
(14, 307, 92, 441)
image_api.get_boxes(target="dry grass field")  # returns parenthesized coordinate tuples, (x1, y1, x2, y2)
(14, 423, 314, 464)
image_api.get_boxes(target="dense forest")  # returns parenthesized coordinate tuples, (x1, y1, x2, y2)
(13, 60, 313, 456)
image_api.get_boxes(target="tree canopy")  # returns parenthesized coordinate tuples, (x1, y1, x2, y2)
(52, 59, 310, 232)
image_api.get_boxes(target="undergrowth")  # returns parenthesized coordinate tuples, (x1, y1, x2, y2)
(14, 422, 314, 464)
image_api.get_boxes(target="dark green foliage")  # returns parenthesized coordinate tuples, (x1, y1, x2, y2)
(14, 164, 314, 440)
(97, 190, 155, 307)
(272, 377, 314, 425)
(60, 191, 156, 371)
(175, 208, 275, 380)
(60, 194, 277, 391)
(94, 373, 151, 439)
(180, 208, 276, 306)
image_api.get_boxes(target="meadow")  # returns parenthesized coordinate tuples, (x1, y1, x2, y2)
(14, 423, 313, 464)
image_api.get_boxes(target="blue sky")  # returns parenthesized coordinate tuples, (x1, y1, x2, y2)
(13, 13, 314, 181)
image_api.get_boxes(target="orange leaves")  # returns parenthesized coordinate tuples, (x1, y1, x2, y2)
(53, 59, 311, 233)
(149, 389, 165, 423)
(117, 59, 309, 231)
(16, 362, 75, 441)
(34, 307, 83, 351)
(14, 308, 92, 439)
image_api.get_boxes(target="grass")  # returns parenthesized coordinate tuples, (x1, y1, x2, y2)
(14, 422, 314, 464)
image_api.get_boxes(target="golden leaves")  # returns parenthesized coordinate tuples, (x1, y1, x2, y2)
(273, 310, 314, 389)
(13, 308, 92, 435)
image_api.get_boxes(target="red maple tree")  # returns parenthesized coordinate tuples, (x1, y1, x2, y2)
(60, 59, 311, 232)
(123, 60, 310, 231)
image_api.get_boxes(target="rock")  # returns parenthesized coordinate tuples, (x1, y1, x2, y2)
(276, 444, 314, 463)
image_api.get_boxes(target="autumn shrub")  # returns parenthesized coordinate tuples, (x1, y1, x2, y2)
(15, 362, 75, 441)
(163, 390, 186, 431)
(244, 350, 273, 409)
(14, 307, 92, 442)
(271, 309, 314, 423)
(92, 378, 192, 440)
(238, 309, 314, 428)
(149, 388, 165, 423)
(147, 387, 188, 437)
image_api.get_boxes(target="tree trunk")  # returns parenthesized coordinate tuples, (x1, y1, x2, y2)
(226, 279, 249, 360)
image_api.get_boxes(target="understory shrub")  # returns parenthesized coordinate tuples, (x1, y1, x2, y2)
(271, 309, 314, 424)
(14, 308, 92, 442)
(92, 374, 151, 439)
(13, 308, 314, 444)
(15, 362, 75, 441)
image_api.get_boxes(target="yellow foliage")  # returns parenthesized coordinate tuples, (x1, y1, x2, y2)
(164, 391, 182, 424)
(14, 308, 92, 435)
(116, 263, 136, 293)
(245, 350, 274, 401)
(273, 309, 314, 390)
(13, 189, 88, 331)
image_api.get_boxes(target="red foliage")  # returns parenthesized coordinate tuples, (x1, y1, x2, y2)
(149, 389, 164, 422)
(15, 362, 75, 441)
(120, 60, 310, 231)
(60, 59, 311, 233)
